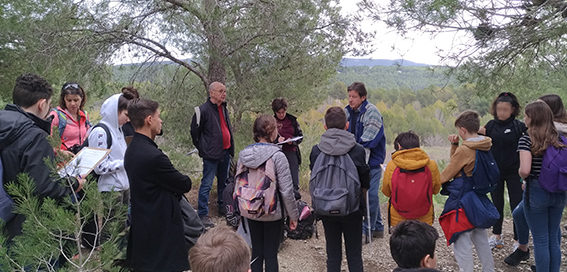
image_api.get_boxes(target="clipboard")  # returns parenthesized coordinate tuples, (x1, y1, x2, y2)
(277, 136, 303, 145)
(58, 147, 111, 178)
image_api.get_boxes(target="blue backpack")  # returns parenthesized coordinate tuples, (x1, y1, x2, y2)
(539, 135, 567, 192)
(0, 155, 15, 223)
(471, 150, 500, 194)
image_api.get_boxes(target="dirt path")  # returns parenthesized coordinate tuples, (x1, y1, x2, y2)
(187, 191, 566, 271)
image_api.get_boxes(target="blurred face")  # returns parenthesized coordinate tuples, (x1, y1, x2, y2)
(209, 84, 227, 105)
(348, 90, 365, 110)
(64, 94, 82, 114)
(496, 101, 514, 121)
(275, 108, 286, 120)
(118, 109, 130, 126)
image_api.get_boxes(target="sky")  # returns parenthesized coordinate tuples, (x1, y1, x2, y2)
(339, 0, 468, 66)
(113, 1, 469, 66)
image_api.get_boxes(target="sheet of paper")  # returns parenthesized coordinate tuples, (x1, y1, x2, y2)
(58, 147, 110, 178)
(277, 136, 303, 145)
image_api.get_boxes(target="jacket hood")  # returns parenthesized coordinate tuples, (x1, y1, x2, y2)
(391, 148, 431, 170)
(318, 128, 356, 156)
(0, 104, 50, 149)
(239, 143, 281, 168)
(462, 135, 492, 151)
(555, 121, 567, 135)
(100, 94, 121, 130)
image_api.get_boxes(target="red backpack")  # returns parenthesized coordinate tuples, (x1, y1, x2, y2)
(390, 166, 433, 219)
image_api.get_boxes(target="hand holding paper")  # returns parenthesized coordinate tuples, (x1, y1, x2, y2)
(58, 147, 111, 178)
(277, 136, 303, 145)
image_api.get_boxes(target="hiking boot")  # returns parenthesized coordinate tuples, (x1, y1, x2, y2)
(372, 230, 384, 239)
(504, 248, 529, 266)
(488, 235, 504, 249)
(199, 215, 215, 229)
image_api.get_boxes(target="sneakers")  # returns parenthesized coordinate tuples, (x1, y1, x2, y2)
(199, 215, 215, 229)
(372, 230, 384, 239)
(504, 248, 530, 266)
(488, 236, 504, 249)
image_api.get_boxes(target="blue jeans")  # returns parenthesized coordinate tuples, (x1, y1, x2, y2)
(197, 151, 231, 217)
(523, 179, 565, 272)
(512, 200, 530, 245)
(363, 167, 384, 234)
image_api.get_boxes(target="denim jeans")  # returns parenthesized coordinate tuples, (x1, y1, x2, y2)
(512, 200, 530, 245)
(523, 179, 566, 272)
(197, 151, 231, 217)
(363, 167, 384, 234)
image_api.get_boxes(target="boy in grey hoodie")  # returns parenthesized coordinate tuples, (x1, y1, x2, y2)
(309, 107, 370, 272)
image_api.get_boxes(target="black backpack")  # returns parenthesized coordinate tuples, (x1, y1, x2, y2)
(286, 200, 315, 240)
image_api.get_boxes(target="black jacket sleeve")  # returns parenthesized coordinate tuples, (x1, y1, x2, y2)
(151, 152, 192, 194)
(309, 145, 321, 171)
(21, 133, 72, 199)
(349, 145, 370, 190)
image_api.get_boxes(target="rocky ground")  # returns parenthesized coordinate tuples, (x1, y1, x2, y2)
(187, 190, 567, 272)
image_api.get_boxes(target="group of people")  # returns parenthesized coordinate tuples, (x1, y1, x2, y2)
(1, 72, 566, 272)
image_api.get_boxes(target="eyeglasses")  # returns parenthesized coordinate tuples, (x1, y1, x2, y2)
(63, 83, 81, 91)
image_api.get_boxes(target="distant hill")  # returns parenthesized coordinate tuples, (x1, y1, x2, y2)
(340, 58, 432, 67)
(111, 58, 454, 91)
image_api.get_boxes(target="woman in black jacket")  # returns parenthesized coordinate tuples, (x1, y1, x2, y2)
(272, 98, 303, 200)
(479, 92, 526, 250)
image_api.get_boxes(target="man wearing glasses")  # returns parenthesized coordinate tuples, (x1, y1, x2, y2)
(190, 82, 234, 228)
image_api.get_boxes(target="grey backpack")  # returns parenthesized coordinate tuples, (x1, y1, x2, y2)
(309, 149, 361, 216)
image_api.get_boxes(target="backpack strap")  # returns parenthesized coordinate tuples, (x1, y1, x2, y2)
(91, 123, 113, 149)
(194, 106, 201, 127)
(54, 108, 68, 138)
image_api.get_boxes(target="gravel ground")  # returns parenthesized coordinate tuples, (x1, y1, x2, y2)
(187, 191, 567, 272)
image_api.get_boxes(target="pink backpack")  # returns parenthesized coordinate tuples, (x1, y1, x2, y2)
(233, 158, 278, 220)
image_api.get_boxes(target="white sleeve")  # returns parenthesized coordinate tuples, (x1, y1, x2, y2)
(88, 127, 123, 175)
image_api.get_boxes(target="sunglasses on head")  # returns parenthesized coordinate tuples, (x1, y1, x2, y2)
(63, 83, 81, 91)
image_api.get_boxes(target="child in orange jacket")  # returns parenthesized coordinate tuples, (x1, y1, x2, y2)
(382, 131, 441, 230)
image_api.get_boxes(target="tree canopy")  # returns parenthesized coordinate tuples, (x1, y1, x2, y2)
(359, 0, 567, 95)
(72, 0, 371, 123)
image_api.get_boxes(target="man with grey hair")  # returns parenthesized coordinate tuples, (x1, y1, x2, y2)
(190, 82, 234, 228)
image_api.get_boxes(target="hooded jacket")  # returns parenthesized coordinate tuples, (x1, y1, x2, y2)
(88, 94, 129, 192)
(0, 104, 76, 240)
(309, 129, 371, 203)
(237, 143, 299, 222)
(382, 148, 441, 227)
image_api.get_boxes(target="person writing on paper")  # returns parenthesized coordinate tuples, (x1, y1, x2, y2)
(0, 73, 84, 242)
(272, 97, 303, 200)
(125, 98, 192, 271)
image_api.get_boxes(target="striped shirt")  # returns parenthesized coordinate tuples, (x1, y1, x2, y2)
(517, 134, 543, 179)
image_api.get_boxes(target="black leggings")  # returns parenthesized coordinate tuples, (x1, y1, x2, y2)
(248, 219, 284, 272)
(490, 172, 523, 240)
